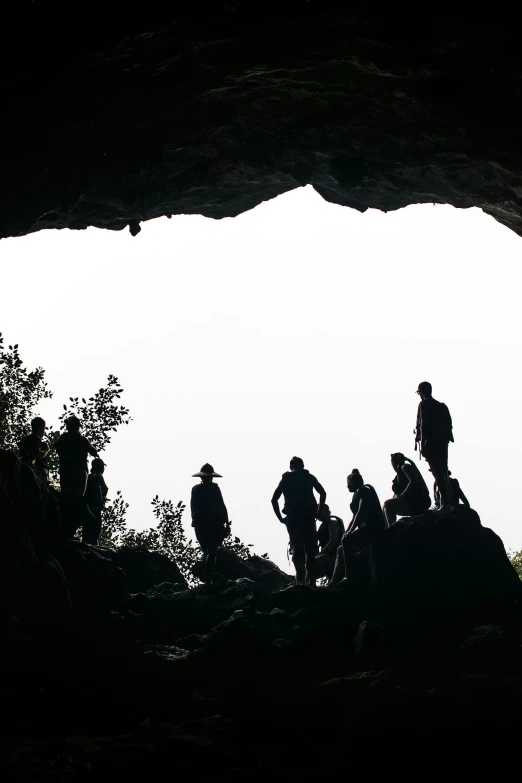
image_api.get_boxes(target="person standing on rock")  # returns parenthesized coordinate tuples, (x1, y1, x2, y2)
(55, 415, 99, 539)
(433, 470, 470, 510)
(383, 452, 431, 526)
(84, 458, 108, 545)
(271, 456, 326, 587)
(191, 463, 230, 584)
(19, 416, 50, 481)
(314, 504, 345, 580)
(414, 381, 454, 507)
(55, 415, 99, 497)
(329, 469, 385, 586)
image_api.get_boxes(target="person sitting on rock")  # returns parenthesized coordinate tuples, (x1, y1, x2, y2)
(84, 458, 108, 545)
(414, 381, 454, 507)
(55, 415, 99, 497)
(314, 504, 345, 580)
(383, 452, 431, 526)
(329, 469, 385, 586)
(19, 416, 49, 481)
(191, 463, 230, 584)
(433, 470, 470, 510)
(271, 456, 326, 587)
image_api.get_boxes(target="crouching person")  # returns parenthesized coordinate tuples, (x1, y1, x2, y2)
(330, 469, 385, 586)
(314, 504, 345, 581)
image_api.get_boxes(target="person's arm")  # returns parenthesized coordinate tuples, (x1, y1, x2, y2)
(312, 476, 327, 516)
(85, 438, 99, 458)
(322, 517, 342, 555)
(190, 486, 197, 524)
(350, 497, 367, 533)
(215, 485, 229, 525)
(398, 464, 414, 498)
(36, 442, 49, 461)
(271, 481, 284, 523)
(101, 476, 108, 501)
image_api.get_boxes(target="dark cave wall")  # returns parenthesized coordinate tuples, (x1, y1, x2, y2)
(1, 2, 522, 239)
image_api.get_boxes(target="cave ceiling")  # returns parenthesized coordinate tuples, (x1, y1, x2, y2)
(2, 1, 522, 239)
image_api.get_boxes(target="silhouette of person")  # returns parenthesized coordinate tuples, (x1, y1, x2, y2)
(55, 415, 98, 496)
(414, 381, 454, 507)
(330, 469, 385, 586)
(19, 416, 49, 480)
(84, 458, 108, 545)
(272, 456, 326, 587)
(433, 470, 470, 510)
(314, 504, 345, 580)
(383, 452, 431, 526)
(191, 463, 229, 584)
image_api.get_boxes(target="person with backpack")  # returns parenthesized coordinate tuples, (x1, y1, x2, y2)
(191, 463, 230, 584)
(314, 504, 345, 580)
(55, 415, 99, 496)
(414, 381, 454, 507)
(84, 458, 108, 545)
(383, 452, 431, 525)
(271, 456, 326, 587)
(329, 468, 385, 586)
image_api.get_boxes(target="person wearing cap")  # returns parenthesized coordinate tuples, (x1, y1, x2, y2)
(84, 458, 108, 545)
(414, 382, 454, 507)
(19, 416, 50, 481)
(191, 463, 230, 584)
(55, 415, 99, 497)
(271, 456, 326, 587)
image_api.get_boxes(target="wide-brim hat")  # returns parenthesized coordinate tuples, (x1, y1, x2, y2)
(192, 463, 222, 478)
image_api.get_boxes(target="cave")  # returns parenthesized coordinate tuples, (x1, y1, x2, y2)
(2, 3, 522, 780)
(2, 2, 522, 240)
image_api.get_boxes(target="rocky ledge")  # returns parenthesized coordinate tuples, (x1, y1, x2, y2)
(2, 450, 522, 778)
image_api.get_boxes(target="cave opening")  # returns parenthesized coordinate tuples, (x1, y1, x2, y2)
(2, 185, 521, 565)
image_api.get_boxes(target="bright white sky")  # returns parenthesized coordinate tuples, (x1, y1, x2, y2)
(2, 186, 522, 566)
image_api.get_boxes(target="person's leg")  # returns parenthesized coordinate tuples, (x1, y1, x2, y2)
(427, 446, 452, 507)
(383, 497, 413, 526)
(304, 519, 318, 587)
(314, 553, 335, 580)
(81, 504, 97, 544)
(205, 544, 219, 584)
(328, 545, 345, 586)
(289, 530, 306, 585)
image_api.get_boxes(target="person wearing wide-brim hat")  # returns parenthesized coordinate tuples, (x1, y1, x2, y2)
(191, 463, 229, 584)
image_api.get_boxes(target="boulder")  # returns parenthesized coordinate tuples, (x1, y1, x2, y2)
(113, 546, 188, 593)
(192, 549, 293, 603)
(373, 505, 522, 624)
(127, 578, 258, 641)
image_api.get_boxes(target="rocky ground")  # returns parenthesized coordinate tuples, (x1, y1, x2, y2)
(2, 449, 522, 780)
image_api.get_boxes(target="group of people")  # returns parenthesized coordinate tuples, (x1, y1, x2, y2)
(19, 414, 108, 544)
(19, 380, 467, 585)
(192, 381, 469, 584)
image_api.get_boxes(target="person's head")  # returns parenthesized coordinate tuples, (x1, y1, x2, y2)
(416, 381, 432, 400)
(290, 456, 304, 472)
(91, 458, 105, 474)
(31, 416, 45, 438)
(192, 463, 222, 483)
(317, 503, 331, 521)
(347, 468, 364, 493)
(65, 415, 81, 433)
(391, 452, 406, 472)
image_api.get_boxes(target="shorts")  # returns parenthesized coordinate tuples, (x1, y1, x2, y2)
(422, 441, 449, 466)
(285, 512, 318, 560)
